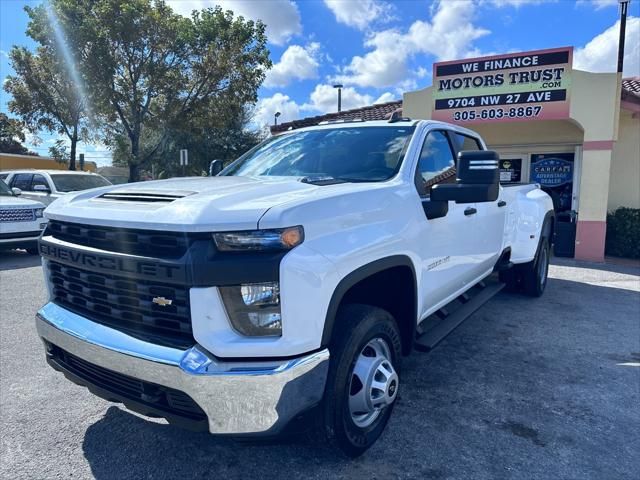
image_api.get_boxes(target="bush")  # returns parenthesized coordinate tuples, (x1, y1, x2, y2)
(605, 207, 640, 259)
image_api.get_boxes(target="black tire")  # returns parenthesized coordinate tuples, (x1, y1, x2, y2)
(319, 304, 402, 457)
(522, 238, 550, 297)
(499, 267, 521, 292)
(26, 247, 40, 256)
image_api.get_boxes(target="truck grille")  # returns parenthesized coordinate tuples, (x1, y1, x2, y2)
(47, 343, 207, 424)
(49, 261, 194, 349)
(0, 208, 35, 222)
(47, 220, 197, 258)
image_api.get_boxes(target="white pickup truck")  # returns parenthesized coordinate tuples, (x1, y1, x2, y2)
(36, 119, 554, 456)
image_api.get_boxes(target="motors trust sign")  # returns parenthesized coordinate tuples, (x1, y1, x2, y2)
(432, 47, 573, 124)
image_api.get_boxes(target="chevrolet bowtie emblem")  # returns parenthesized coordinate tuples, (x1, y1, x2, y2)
(152, 296, 173, 307)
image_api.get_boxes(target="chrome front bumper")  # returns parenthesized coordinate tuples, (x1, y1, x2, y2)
(36, 302, 330, 435)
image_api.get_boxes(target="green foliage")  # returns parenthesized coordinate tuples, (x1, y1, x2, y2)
(0, 113, 38, 155)
(31, 0, 271, 181)
(605, 207, 640, 259)
(48, 139, 70, 165)
(3, 14, 90, 169)
(131, 105, 266, 178)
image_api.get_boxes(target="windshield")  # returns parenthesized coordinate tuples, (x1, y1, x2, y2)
(223, 126, 415, 182)
(0, 179, 13, 196)
(51, 174, 111, 192)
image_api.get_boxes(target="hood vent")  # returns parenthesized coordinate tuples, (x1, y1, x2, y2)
(97, 190, 195, 203)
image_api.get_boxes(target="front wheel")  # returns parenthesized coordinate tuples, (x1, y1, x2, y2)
(320, 304, 402, 457)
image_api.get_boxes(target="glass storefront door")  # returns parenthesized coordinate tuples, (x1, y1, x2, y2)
(530, 152, 575, 213)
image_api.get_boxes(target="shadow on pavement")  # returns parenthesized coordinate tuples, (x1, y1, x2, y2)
(0, 250, 42, 271)
(82, 407, 346, 480)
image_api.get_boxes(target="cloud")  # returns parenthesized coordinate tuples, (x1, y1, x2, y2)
(168, 0, 301, 45)
(264, 43, 321, 88)
(0, 50, 8, 59)
(488, 0, 553, 7)
(323, 0, 393, 30)
(576, 0, 619, 9)
(574, 17, 639, 76)
(373, 92, 396, 104)
(302, 84, 374, 114)
(254, 92, 301, 128)
(333, 0, 489, 88)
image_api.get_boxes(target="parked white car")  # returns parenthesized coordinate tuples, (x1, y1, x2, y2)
(35, 119, 554, 456)
(0, 170, 111, 206)
(0, 179, 47, 255)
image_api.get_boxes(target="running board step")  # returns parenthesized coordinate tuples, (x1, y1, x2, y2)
(415, 279, 505, 352)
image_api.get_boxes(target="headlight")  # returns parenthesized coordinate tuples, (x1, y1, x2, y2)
(34, 208, 44, 218)
(213, 226, 304, 252)
(219, 282, 282, 337)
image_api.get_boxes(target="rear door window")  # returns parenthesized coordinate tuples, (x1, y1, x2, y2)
(31, 174, 50, 190)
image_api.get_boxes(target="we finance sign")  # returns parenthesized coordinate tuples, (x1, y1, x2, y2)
(432, 47, 572, 124)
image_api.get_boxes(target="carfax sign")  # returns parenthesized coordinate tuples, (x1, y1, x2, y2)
(432, 47, 572, 124)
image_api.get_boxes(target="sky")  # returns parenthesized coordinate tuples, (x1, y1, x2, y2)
(1, 0, 639, 167)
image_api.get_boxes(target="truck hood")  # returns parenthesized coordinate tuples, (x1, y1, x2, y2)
(0, 195, 45, 209)
(43, 176, 319, 231)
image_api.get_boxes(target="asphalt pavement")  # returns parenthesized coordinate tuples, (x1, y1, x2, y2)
(1, 250, 638, 479)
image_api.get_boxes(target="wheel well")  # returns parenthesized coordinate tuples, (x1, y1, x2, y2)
(337, 265, 416, 355)
(545, 214, 555, 241)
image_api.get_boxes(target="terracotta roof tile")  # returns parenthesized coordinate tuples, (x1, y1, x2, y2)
(622, 77, 640, 104)
(270, 101, 402, 134)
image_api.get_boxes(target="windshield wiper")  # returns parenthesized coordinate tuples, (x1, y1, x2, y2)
(300, 176, 349, 186)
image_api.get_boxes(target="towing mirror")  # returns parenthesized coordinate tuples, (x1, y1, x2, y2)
(209, 159, 224, 176)
(431, 150, 500, 204)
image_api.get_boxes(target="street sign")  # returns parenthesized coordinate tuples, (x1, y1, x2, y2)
(180, 149, 188, 166)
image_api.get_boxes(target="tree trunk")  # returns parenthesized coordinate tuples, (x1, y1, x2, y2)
(69, 125, 78, 171)
(129, 133, 140, 182)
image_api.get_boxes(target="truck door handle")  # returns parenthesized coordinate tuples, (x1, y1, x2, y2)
(498, 200, 507, 207)
(464, 207, 477, 216)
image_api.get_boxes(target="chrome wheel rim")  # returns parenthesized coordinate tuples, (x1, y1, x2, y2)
(348, 337, 398, 428)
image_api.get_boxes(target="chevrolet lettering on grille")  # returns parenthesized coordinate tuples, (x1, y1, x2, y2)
(39, 242, 183, 281)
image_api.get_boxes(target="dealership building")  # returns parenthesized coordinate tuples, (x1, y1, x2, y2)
(273, 47, 640, 263)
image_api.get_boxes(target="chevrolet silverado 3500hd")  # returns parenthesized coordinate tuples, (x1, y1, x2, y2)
(36, 119, 554, 456)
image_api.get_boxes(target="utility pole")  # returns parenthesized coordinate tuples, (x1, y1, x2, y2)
(617, 0, 630, 73)
(333, 84, 343, 112)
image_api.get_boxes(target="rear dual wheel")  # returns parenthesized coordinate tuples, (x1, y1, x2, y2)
(500, 237, 550, 297)
(320, 304, 402, 457)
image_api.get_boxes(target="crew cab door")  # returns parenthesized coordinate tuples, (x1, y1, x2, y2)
(29, 174, 55, 205)
(413, 129, 479, 313)
(448, 132, 506, 272)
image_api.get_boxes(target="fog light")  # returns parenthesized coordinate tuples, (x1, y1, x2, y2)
(219, 282, 282, 337)
(241, 282, 280, 306)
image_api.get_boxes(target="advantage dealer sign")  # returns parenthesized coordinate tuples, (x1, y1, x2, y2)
(432, 47, 573, 124)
